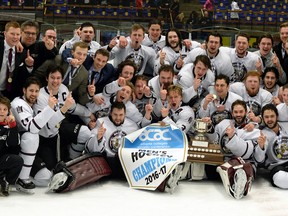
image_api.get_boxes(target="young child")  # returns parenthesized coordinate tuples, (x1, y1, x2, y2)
(0, 96, 23, 196)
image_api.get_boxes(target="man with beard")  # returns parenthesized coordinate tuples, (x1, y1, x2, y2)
(176, 55, 214, 113)
(183, 32, 234, 79)
(148, 64, 175, 102)
(261, 67, 282, 105)
(199, 74, 243, 125)
(229, 71, 272, 124)
(254, 34, 286, 85)
(10, 77, 57, 193)
(220, 32, 263, 83)
(107, 24, 156, 78)
(86, 82, 152, 128)
(155, 28, 201, 74)
(261, 104, 288, 189)
(211, 99, 266, 199)
(59, 22, 101, 58)
(85, 102, 139, 178)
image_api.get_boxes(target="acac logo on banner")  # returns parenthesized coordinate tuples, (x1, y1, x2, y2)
(119, 123, 188, 190)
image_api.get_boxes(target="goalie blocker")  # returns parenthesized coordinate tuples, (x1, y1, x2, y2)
(48, 152, 112, 192)
(216, 157, 254, 199)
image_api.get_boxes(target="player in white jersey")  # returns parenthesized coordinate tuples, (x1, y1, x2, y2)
(261, 104, 288, 189)
(142, 19, 166, 53)
(33, 66, 93, 167)
(183, 32, 234, 79)
(155, 28, 201, 74)
(176, 55, 215, 112)
(199, 74, 243, 124)
(229, 71, 273, 123)
(86, 82, 152, 128)
(220, 32, 263, 83)
(148, 64, 176, 101)
(260, 67, 281, 105)
(59, 22, 101, 57)
(133, 75, 162, 122)
(85, 102, 139, 178)
(102, 60, 136, 98)
(160, 85, 194, 134)
(276, 84, 288, 122)
(107, 24, 156, 78)
(11, 77, 58, 193)
(211, 99, 266, 199)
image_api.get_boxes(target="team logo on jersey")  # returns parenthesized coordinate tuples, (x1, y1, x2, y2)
(273, 136, 288, 160)
(232, 62, 247, 82)
(126, 53, 144, 73)
(109, 130, 127, 153)
(220, 134, 233, 155)
(16, 106, 23, 113)
(211, 110, 232, 125)
(246, 100, 261, 116)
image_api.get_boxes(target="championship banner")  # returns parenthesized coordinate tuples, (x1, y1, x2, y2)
(119, 123, 188, 190)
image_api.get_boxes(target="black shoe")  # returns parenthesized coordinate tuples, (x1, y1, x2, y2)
(16, 179, 35, 194)
(0, 177, 9, 196)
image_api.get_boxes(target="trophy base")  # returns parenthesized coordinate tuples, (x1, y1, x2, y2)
(188, 140, 224, 165)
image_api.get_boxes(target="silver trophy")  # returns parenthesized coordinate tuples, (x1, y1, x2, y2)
(190, 119, 209, 147)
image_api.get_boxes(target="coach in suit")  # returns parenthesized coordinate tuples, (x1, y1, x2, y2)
(34, 41, 90, 105)
(0, 21, 33, 100)
(273, 22, 288, 79)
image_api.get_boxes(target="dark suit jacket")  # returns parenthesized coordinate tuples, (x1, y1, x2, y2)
(84, 56, 118, 94)
(273, 42, 288, 76)
(34, 54, 89, 105)
(0, 39, 30, 100)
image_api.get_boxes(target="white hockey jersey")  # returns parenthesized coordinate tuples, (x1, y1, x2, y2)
(33, 85, 91, 138)
(176, 63, 215, 103)
(109, 43, 156, 76)
(198, 92, 243, 124)
(212, 119, 266, 165)
(220, 47, 263, 83)
(229, 82, 273, 116)
(11, 96, 55, 133)
(184, 47, 234, 79)
(86, 116, 139, 157)
(261, 122, 288, 170)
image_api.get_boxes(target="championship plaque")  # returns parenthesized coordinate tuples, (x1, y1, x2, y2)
(187, 119, 224, 165)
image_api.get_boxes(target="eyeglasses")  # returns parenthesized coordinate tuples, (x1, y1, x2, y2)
(46, 35, 57, 40)
(23, 31, 37, 37)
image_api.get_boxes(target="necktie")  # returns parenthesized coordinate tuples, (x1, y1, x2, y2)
(6, 48, 13, 91)
(261, 56, 266, 68)
(90, 71, 100, 85)
(63, 66, 75, 86)
(90, 71, 96, 84)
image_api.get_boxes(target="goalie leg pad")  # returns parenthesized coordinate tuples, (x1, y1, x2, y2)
(49, 153, 112, 192)
(217, 157, 254, 199)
